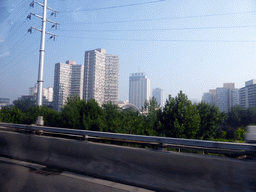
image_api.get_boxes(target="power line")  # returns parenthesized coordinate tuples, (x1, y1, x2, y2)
(59, 35, 256, 42)
(0, 38, 53, 76)
(0, 37, 40, 72)
(0, 45, 39, 76)
(0, 33, 30, 62)
(1, 6, 31, 47)
(16, 0, 31, 11)
(59, 0, 166, 13)
(0, 21, 29, 48)
(57, 24, 256, 32)
(60, 10, 256, 25)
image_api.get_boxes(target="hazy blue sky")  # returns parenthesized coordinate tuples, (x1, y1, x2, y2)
(1, 0, 256, 102)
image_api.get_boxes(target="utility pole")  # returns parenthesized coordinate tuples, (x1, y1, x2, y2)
(28, 0, 59, 106)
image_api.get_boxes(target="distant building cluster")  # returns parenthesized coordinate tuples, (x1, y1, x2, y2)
(29, 83, 53, 102)
(202, 80, 256, 113)
(9, 48, 166, 112)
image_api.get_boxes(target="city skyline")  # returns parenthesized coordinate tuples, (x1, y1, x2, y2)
(2, 0, 256, 103)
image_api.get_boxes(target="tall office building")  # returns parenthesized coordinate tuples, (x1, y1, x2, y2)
(129, 73, 150, 110)
(239, 79, 256, 109)
(53, 60, 84, 111)
(83, 49, 119, 106)
(152, 88, 164, 107)
(216, 87, 229, 113)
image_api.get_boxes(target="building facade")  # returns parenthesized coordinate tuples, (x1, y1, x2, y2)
(223, 83, 235, 109)
(152, 88, 164, 107)
(202, 92, 213, 105)
(104, 55, 119, 104)
(231, 89, 239, 107)
(216, 87, 229, 113)
(53, 60, 84, 111)
(209, 89, 216, 104)
(203, 83, 237, 113)
(0, 98, 10, 104)
(83, 49, 119, 106)
(129, 73, 150, 110)
(239, 79, 256, 109)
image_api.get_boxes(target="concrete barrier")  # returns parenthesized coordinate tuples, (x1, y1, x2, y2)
(0, 130, 255, 192)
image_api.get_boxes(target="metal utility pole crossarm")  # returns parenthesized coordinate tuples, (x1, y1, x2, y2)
(28, 0, 59, 106)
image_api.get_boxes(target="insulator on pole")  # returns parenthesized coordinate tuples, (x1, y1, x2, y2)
(28, 28, 32, 33)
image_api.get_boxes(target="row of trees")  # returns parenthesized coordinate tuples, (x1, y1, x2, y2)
(0, 91, 250, 141)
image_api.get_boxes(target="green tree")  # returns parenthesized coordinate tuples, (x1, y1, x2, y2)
(142, 97, 160, 135)
(120, 109, 148, 135)
(0, 106, 25, 123)
(60, 96, 106, 131)
(196, 102, 226, 140)
(235, 126, 246, 141)
(155, 91, 200, 139)
(23, 106, 61, 126)
(13, 98, 36, 113)
(102, 101, 123, 133)
(225, 105, 256, 139)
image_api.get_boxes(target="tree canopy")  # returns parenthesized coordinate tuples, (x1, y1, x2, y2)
(1, 92, 246, 141)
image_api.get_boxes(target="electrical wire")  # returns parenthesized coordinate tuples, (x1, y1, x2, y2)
(0, 37, 40, 73)
(57, 24, 256, 32)
(1, 6, 31, 47)
(0, 33, 30, 62)
(59, 0, 166, 14)
(59, 35, 256, 42)
(60, 10, 256, 25)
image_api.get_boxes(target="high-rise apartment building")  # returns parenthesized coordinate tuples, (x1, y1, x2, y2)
(203, 83, 237, 113)
(223, 83, 235, 109)
(216, 87, 229, 113)
(104, 55, 119, 104)
(83, 49, 119, 106)
(231, 89, 239, 107)
(202, 92, 213, 105)
(152, 88, 164, 107)
(239, 79, 256, 109)
(129, 73, 150, 110)
(209, 89, 216, 104)
(53, 60, 84, 111)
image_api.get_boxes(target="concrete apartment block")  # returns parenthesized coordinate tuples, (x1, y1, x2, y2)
(53, 60, 84, 111)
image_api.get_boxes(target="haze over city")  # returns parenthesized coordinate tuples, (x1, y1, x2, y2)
(1, 0, 256, 102)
